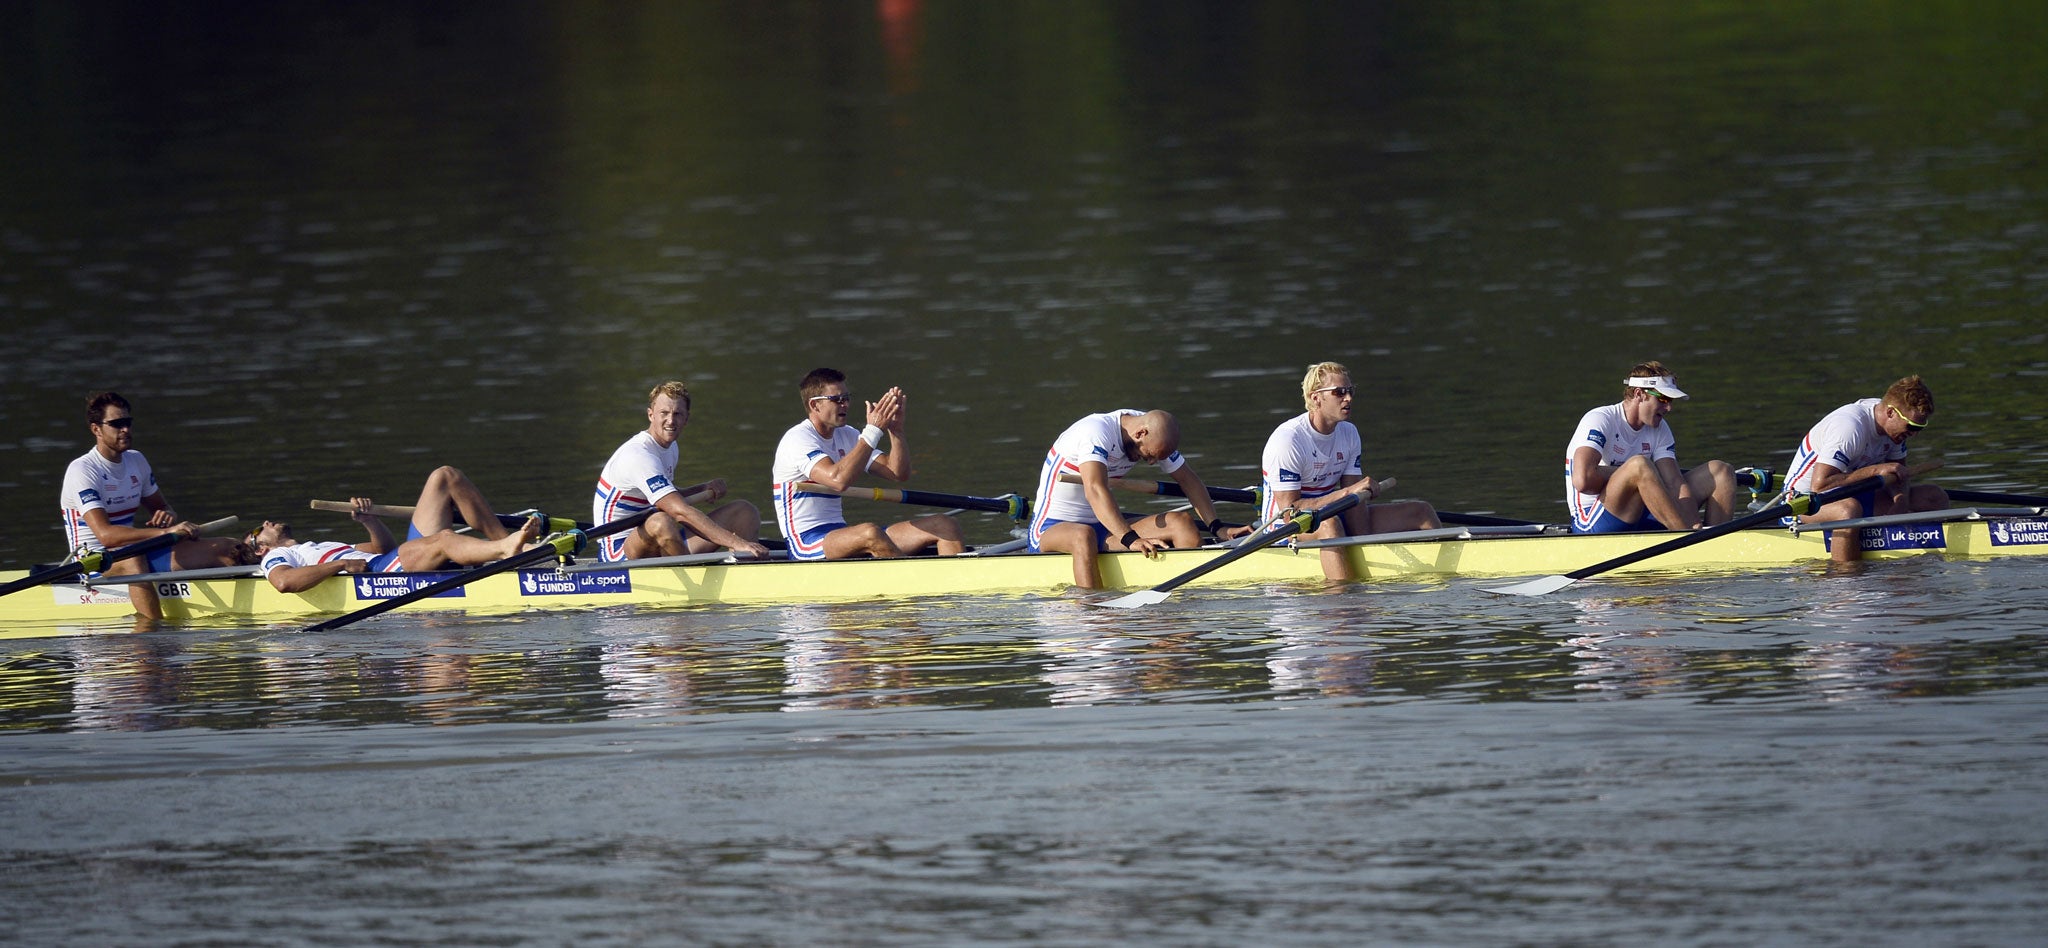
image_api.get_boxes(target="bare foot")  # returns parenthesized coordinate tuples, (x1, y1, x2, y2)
(497, 515, 546, 557)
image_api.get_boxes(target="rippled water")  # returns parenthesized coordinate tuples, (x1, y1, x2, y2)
(4, 1, 2048, 943)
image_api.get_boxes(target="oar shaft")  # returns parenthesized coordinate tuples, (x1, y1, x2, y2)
(795, 482, 1026, 517)
(1945, 489, 2048, 507)
(0, 516, 240, 599)
(1152, 492, 1362, 596)
(310, 499, 591, 531)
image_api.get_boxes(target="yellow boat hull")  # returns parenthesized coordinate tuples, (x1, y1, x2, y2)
(4, 518, 2045, 638)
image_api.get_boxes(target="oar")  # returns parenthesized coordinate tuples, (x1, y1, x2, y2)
(1087, 492, 1363, 610)
(299, 509, 660, 633)
(1068, 474, 1540, 527)
(794, 482, 1028, 519)
(1945, 488, 2048, 507)
(310, 500, 589, 533)
(0, 516, 240, 600)
(1483, 463, 1938, 597)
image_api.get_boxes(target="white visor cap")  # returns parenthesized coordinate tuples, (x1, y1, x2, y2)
(1625, 375, 1689, 399)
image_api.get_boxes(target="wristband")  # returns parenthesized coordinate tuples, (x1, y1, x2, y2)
(1119, 530, 1140, 548)
(860, 424, 884, 449)
(1204, 518, 1223, 536)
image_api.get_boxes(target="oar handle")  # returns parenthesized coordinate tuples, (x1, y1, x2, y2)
(794, 481, 1027, 518)
(311, 499, 418, 518)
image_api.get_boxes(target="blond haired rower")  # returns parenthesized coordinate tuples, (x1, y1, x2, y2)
(770, 367, 963, 559)
(1783, 374, 1947, 562)
(1260, 362, 1440, 581)
(592, 381, 769, 562)
(1565, 360, 1736, 533)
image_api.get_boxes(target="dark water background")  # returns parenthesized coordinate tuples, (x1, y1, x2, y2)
(3, 1, 2048, 943)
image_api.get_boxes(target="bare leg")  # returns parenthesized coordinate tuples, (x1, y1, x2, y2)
(410, 465, 507, 540)
(886, 514, 964, 556)
(1300, 515, 1354, 582)
(622, 512, 691, 559)
(684, 501, 762, 555)
(101, 556, 163, 620)
(822, 522, 905, 559)
(1038, 522, 1104, 589)
(398, 516, 543, 571)
(1599, 456, 1697, 529)
(1126, 510, 1201, 549)
(1685, 460, 1738, 526)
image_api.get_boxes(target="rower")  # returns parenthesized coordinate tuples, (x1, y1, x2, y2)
(592, 381, 769, 562)
(1565, 360, 1737, 534)
(60, 391, 242, 619)
(1028, 408, 1249, 589)
(1782, 375, 1948, 562)
(1261, 362, 1441, 581)
(770, 368, 963, 559)
(243, 464, 538, 592)
(248, 497, 546, 593)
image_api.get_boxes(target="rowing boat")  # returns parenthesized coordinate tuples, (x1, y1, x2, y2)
(3, 507, 2044, 638)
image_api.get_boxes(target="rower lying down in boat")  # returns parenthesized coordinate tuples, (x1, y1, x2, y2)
(247, 496, 547, 593)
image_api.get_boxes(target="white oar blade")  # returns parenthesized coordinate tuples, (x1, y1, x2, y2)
(1087, 588, 1172, 610)
(1481, 574, 1579, 597)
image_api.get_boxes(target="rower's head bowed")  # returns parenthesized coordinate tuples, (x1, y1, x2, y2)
(87, 390, 136, 460)
(645, 380, 692, 448)
(1622, 361, 1688, 426)
(1122, 410, 1180, 463)
(1301, 361, 1354, 430)
(1879, 374, 1934, 444)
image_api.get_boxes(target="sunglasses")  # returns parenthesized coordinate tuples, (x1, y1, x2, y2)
(98, 417, 134, 430)
(1889, 404, 1929, 430)
(1644, 391, 1674, 405)
(808, 394, 853, 406)
(1312, 386, 1356, 398)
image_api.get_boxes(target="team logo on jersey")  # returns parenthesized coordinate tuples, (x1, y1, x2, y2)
(1586, 429, 1607, 448)
(1832, 449, 1852, 467)
(78, 487, 102, 505)
(1989, 518, 2048, 546)
(1090, 445, 1109, 460)
(647, 474, 672, 493)
(1276, 467, 1302, 485)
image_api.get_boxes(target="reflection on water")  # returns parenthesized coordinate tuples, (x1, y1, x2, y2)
(8, 560, 2048, 732)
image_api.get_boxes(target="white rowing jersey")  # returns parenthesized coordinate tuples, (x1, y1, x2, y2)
(1030, 410, 1185, 535)
(1260, 413, 1363, 523)
(1564, 402, 1678, 524)
(593, 431, 681, 561)
(259, 541, 380, 577)
(1785, 398, 1904, 493)
(60, 448, 161, 552)
(771, 421, 877, 550)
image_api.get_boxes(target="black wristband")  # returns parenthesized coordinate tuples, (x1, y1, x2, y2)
(1204, 518, 1223, 536)
(1120, 530, 1140, 548)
